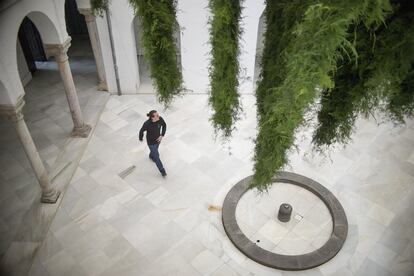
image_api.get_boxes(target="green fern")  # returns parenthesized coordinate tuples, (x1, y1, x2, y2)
(253, 0, 392, 190)
(130, 0, 183, 106)
(90, 0, 109, 16)
(314, 2, 414, 148)
(208, 0, 243, 137)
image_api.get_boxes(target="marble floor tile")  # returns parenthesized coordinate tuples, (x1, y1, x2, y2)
(356, 258, 393, 276)
(0, 37, 111, 275)
(212, 263, 241, 276)
(2, 88, 411, 276)
(42, 249, 78, 276)
(368, 242, 397, 269)
(191, 249, 224, 275)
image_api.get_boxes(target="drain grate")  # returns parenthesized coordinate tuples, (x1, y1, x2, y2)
(118, 165, 136, 179)
(294, 214, 303, 221)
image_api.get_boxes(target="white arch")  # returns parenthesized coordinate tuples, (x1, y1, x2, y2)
(0, 0, 69, 105)
(26, 11, 61, 45)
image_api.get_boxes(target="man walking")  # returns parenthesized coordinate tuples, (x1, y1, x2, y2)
(139, 110, 167, 177)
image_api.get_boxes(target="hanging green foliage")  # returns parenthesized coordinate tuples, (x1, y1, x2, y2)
(377, 8, 414, 122)
(208, 0, 243, 137)
(252, 0, 392, 190)
(90, 0, 109, 16)
(313, 2, 414, 147)
(253, 0, 314, 190)
(256, 0, 310, 117)
(130, 0, 183, 106)
(90, 0, 183, 106)
(312, 65, 369, 148)
(312, 26, 376, 147)
(388, 68, 414, 121)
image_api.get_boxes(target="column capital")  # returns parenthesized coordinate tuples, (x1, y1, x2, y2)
(0, 96, 25, 123)
(44, 37, 72, 63)
(78, 8, 96, 23)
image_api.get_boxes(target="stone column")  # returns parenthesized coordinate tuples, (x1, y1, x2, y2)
(79, 8, 108, 91)
(0, 97, 60, 203)
(45, 38, 92, 138)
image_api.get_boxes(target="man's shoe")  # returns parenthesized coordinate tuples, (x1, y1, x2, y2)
(161, 171, 167, 177)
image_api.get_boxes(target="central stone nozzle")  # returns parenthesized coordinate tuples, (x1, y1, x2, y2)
(277, 203, 292, 222)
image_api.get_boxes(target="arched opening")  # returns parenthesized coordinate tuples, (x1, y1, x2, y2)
(64, 0, 101, 87)
(0, 3, 108, 268)
(0, 11, 66, 262)
(0, 8, 96, 267)
(16, 15, 73, 135)
(17, 17, 47, 81)
(133, 16, 182, 93)
(65, 0, 88, 35)
(253, 11, 265, 91)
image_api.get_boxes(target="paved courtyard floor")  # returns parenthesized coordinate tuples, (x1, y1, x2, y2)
(237, 182, 333, 256)
(27, 93, 414, 276)
(0, 37, 109, 275)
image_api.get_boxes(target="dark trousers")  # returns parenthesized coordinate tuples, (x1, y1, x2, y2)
(148, 144, 165, 173)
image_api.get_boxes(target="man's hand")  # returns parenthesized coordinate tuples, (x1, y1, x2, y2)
(139, 138, 143, 142)
(156, 136, 163, 143)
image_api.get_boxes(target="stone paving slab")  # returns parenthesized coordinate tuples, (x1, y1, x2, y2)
(0, 47, 110, 275)
(23, 93, 414, 276)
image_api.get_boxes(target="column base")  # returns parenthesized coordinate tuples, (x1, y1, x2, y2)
(71, 124, 92, 138)
(98, 81, 108, 91)
(41, 189, 61, 204)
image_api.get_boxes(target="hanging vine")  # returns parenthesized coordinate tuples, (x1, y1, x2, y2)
(91, 0, 183, 106)
(208, 0, 243, 137)
(90, 0, 109, 16)
(377, 9, 414, 122)
(313, 2, 414, 148)
(90, 0, 413, 190)
(253, 0, 392, 190)
(130, 0, 183, 106)
(312, 26, 376, 147)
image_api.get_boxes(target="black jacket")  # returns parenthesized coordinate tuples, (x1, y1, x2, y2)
(139, 117, 167, 145)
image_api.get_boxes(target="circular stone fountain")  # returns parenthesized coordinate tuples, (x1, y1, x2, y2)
(222, 172, 348, 271)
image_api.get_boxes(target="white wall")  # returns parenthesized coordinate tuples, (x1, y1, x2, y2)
(133, 17, 144, 56)
(95, 14, 118, 94)
(77, 0, 264, 96)
(239, 0, 265, 94)
(176, 0, 263, 94)
(0, 0, 266, 104)
(105, 0, 140, 94)
(253, 11, 266, 90)
(0, 63, 14, 105)
(177, 0, 210, 94)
